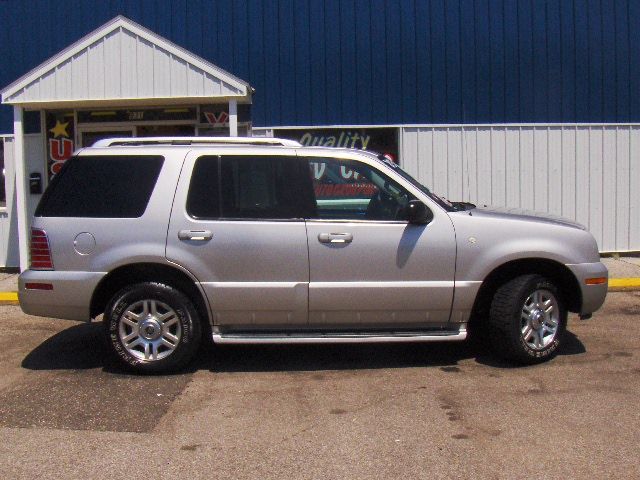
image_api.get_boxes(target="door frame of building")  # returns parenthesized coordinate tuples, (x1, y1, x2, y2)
(77, 125, 136, 148)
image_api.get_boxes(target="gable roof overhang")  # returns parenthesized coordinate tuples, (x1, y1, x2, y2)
(1, 15, 253, 109)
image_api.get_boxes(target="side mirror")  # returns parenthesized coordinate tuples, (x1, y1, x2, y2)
(406, 200, 433, 225)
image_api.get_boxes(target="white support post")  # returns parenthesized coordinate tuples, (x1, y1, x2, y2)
(229, 99, 238, 137)
(13, 106, 29, 272)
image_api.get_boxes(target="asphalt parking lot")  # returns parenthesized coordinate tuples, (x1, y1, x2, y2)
(0, 292, 638, 479)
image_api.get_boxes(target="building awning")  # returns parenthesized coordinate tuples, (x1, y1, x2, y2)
(1, 15, 252, 109)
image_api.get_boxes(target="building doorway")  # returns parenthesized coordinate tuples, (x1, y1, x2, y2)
(137, 125, 195, 137)
(79, 127, 135, 148)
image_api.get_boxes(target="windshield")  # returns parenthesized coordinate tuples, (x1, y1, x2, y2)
(373, 154, 459, 212)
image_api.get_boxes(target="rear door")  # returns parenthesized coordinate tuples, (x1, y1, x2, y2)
(166, 150, 315, 329)
(301, 153, 457, 329)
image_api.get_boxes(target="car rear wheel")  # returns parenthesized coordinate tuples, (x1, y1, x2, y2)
(488, 274, 566, 364)
(104, 282, 202, 373)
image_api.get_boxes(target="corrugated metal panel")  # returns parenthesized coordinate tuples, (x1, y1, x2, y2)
(401, 125, 640, 252)
(1, 0, 640, 129)
(2, 18, 248, 105)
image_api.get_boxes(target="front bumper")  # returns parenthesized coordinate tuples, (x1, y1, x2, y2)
(18, 270, 106, 321)
(566, 262, 608, 315)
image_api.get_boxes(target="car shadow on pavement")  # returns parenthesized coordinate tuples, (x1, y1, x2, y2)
(21, 322, 116, 371)
(21, 322, 586, 374)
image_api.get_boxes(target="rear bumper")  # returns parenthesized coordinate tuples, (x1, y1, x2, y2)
(566, 262, 608, 315)
(18, 270, 106, 321)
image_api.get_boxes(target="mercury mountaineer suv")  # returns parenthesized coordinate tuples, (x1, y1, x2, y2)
(19, 137, 608, 373)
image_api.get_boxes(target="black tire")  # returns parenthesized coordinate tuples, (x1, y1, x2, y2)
(103, 282, 202, 374)
(488, 274, 567, 364)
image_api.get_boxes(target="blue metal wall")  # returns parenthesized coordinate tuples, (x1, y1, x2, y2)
(1, 0, 639, 132)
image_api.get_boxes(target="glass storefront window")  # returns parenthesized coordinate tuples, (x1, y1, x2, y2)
(136, 125, 195, 137)
(273, 127, 400, 162)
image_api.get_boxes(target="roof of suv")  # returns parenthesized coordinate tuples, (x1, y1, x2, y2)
(81, 136, 385, 165)
(90, 137, 303, 148)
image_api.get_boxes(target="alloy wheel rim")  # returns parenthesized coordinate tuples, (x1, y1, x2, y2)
(520, 289, 560, 351)
(118, 299, 181, 361)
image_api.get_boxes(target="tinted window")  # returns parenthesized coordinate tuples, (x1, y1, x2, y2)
(308, 157, 415, 221)
(35, 155, 164, 218)
(187, 156, 220, 219)
(186, 155, 315, 220)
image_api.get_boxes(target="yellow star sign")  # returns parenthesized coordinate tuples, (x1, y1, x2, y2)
(49, 120, 69, 138)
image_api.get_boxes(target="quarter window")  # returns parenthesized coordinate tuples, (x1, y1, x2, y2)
(308, 157, 415, 221)
(35, 155, 164, 218)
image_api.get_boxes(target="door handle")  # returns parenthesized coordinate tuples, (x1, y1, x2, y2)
(178, 230, 213, 241)
(318, 233, 353, 244)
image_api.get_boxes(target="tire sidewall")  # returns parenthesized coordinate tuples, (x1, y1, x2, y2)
(104, 283, 201, 373)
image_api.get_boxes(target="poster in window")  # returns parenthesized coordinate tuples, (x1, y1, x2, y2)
(46, 111, 75, 179)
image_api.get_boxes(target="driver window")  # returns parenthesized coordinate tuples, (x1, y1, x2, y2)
(307, 157, 415, 221)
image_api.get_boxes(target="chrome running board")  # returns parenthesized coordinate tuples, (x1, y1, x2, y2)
(212, 327, 467, 345)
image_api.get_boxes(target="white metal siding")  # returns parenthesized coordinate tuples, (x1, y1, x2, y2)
(24, 134, 45, 221)
(401, 125, 640, 252)
(3, 26, 245, 104)
(0, 134, 47, 267)
(0, 137, 18, 267)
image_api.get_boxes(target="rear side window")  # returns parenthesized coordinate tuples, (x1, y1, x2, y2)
(35, 155, 164, 218)
(187, 155, 316, 220)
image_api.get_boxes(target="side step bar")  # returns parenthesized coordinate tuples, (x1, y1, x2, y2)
(212, 327, 467, 345)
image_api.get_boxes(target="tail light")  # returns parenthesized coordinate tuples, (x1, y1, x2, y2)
(30, 228, 54, 270)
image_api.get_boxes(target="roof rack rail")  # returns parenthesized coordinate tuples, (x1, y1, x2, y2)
(91, 136, 303, 148)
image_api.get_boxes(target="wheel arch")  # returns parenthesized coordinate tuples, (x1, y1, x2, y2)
(90, 262, 211, 326)
(469, 258, 582, 326)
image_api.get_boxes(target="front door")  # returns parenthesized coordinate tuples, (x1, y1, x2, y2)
(301, 154, 457, 329)
(166, 150, 315, 330)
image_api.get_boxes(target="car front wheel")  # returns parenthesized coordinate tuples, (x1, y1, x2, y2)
(488, 274, 567, 364)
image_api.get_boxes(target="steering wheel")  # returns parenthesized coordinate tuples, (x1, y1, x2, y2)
(366, 189, 401, 220)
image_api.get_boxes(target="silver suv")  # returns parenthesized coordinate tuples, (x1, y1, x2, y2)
(19, 137, 608, 373)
